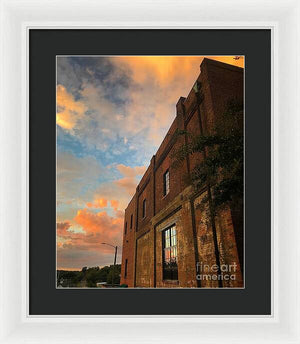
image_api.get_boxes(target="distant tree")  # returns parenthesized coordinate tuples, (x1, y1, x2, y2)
(85, 268, 99, 287)
(57, 264, 122, 288)
(98, 266, 110, 282)
(57, 270, 82, 287)
(106, 264, 121, 285)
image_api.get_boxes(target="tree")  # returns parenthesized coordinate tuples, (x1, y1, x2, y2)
(172, 99, 244, 282)
(173, 99, 243, 208)
(57, 265, 122, 288)
(106, 264, 121, 285)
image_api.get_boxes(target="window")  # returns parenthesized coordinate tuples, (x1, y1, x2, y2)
(142, 199, 146, 218)
(130, 214, 133, 229)
(163, 170, 170, 196)
(162, 225, 178, 280)
(124, 259, 128, 278)
(124, 222, 127, 235)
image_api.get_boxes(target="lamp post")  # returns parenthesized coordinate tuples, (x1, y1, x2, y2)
(101, 242, 118, 287)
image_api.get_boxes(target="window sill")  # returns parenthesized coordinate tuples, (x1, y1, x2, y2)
(162, 279, 179, 285)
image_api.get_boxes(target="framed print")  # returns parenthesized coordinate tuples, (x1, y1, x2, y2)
(30, 29, 269, 315)
(1, 0, 300, 343)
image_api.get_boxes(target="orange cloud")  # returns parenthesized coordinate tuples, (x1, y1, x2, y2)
(114, 164, 147, 197)
(116, 56, 244, 85)
(57, 207, 124, 265)
(74, 208, 123, 243)
(57, 221, 71, 236)
(116, 164, 146, 178)
(115, 56, 201, 86)
(109, 56, 244, 146)
(110, 200, 119, 211)
(57, 84, 87, 130)
(86, 198, 108, 209)
(114, 177, 137, 196)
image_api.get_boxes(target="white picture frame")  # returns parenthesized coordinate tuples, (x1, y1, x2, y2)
(0, 0, 299, 343)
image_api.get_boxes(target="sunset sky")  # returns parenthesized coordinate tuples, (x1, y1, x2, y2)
(56, 55, 244, 270)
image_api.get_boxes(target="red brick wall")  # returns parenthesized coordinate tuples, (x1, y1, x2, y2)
(201, 59, 244, 134)
(120, 195, 136, 287)
(137, 181, 152, 230)
(154, 115, 188, 215)
(194, 193, 243, 288)
(185, 110, 203, 172)
(215, 206, 243, 287)
(135, 231, 151, 287)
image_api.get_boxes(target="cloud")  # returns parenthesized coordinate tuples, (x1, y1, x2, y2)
(57, 222, 71, 236)
(57, 206, 124, 269)
(57, 85, 87, 130)
(113, 56, 244, 86)
(75, 208, 122, 237)
(112, 56, 200, 86)
(56, 162, 146, 269)
(114, 164, 146, 197)
(57, 151, 105, 202)
(85, 164, 146, 214)
(86, 198, 108, 209)
(57, 248, 120, 270)
(57, 56, 244, 153)
(56, 151, 110, 224)
(114, 177, 137, 196)
(109, 56, 244, 145)
(102, 57, 202, 148)
(91, 182, 129, 212)
(116, 164, 146, 178)
(110, 200, 119, 211)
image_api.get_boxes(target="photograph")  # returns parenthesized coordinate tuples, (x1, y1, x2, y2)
(56, 55, 244, 288)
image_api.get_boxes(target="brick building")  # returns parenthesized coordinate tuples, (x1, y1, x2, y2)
(120, 58, 244, 288)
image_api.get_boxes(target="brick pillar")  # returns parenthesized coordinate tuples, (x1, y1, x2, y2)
(133, 187, 139, 287)
(150, 155, 156, 287)
(176, 96, 186, 127)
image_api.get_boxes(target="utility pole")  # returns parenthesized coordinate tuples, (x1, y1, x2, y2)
(101, 242, 118, 287)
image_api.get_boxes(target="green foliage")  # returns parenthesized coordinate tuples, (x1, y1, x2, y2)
(106, 265, 121, 285)
(57, 264, 121, 288)
(172, 99, 243, 209)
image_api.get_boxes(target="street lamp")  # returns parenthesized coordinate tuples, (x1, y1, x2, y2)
(101, 242, 118, 287)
